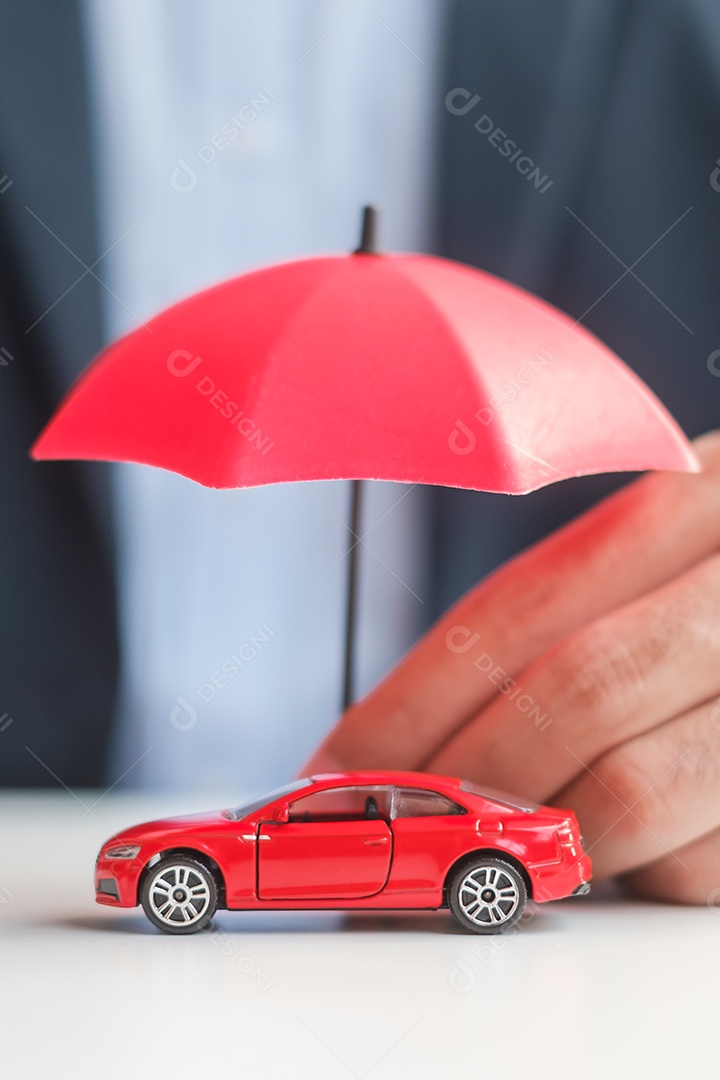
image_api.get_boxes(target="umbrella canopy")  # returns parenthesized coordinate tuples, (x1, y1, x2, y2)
(31, 207, 699, 710)
(32, 219, 697, 493)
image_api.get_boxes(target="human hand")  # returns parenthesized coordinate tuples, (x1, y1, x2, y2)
(302, 432, 720, 904)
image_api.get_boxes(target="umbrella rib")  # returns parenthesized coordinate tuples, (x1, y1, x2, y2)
(229, 262, 345, 476)
(503, 440, 559, 475)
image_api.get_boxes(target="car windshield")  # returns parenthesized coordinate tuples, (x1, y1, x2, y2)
(459, 780, 539, 813)
(224, 778, 312, 821)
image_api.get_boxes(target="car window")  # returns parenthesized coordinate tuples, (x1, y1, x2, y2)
(225, 778, 312, 820)
(288, 786, 392, 822)
(392, 788, 466, 818)
(459, 780, 538, 813)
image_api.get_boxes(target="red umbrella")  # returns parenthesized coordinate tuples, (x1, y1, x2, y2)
(32, 208, 698, 705)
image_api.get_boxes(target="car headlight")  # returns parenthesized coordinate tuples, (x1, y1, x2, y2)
(103, 844, 141, 859)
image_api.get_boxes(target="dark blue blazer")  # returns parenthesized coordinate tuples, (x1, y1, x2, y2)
(1, 0, 718, 782)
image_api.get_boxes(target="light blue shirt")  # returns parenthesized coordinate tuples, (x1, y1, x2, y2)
(82, 0, 441, 792)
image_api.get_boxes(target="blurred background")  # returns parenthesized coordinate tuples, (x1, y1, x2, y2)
(1, 0, 718, 793)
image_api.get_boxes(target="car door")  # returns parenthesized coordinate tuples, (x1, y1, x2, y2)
(257, 786, 393, 900)
(388, 787, 469, 896)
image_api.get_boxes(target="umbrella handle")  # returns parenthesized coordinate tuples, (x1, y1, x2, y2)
(341, 478, 363, 713)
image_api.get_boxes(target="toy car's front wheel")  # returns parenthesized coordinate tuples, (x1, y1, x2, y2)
(448, 856, 527, 934)
(141, 856, 217, 934)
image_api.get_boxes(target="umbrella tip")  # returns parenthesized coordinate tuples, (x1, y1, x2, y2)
(353, 205, 379, 255)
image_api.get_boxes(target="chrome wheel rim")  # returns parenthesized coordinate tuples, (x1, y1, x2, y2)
(148, 864, 211, 926)
(458, 865, 520, 926)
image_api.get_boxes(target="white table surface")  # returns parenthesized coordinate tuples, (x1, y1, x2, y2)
(2, 789, 718, 1079)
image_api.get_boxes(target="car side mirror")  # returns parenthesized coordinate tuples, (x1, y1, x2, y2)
(272, 804, 289, 824)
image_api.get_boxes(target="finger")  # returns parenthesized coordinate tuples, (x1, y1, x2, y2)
(621, 826, 720, 905)
(548, 698, 720, 881)
(302, 432, 720, 774)
(427, 553, 720, 799)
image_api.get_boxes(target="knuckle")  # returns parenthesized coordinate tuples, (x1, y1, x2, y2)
(592, 747, 663, 838)
(544, 627, 653, 728)
(542, 556, 720, 732)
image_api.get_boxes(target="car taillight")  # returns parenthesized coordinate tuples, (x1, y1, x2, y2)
(557, 822, 577, 846)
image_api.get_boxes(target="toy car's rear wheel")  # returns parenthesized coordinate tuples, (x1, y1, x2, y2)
(448, 856, 527, 934)
(141, 855, 217, 934)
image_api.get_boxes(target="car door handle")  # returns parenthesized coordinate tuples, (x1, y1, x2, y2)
(364, 837, 389, 846)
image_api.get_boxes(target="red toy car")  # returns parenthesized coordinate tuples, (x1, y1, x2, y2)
(95, 771, 591, 935)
